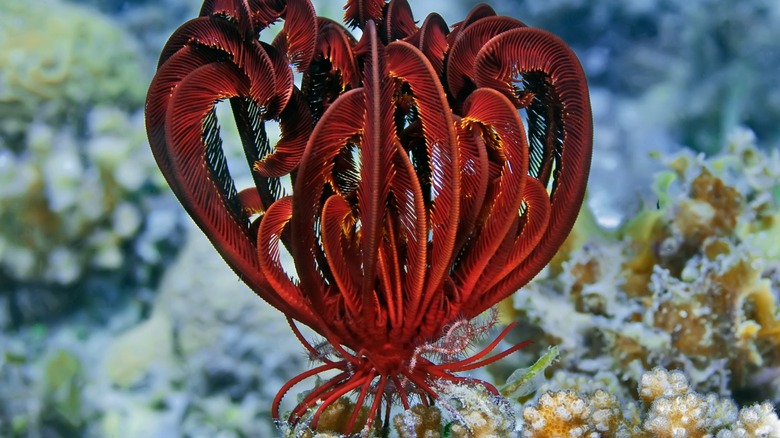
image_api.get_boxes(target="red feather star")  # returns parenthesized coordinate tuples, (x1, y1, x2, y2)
(146, 0, 592, 433)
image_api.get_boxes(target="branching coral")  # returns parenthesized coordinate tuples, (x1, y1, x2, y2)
(639, 368, 738, 437)
(519, 367, 779, 438)
(521, 390, 599, 437)
(302, 366, 780, 437)
(717, 403, 780, 438)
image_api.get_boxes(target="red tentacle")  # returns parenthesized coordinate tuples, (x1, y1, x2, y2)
(344, 0, 385, 29)
(311, 372, 372, 428)
(272, 362, 348, 419)
(354, 24, 397, 320)
(345, 372, 378, 433)
(386, 41, 461, 328)
(454, 88, 529, 300)
(446, 16, 526, 106)
(474, 27, 592, 300)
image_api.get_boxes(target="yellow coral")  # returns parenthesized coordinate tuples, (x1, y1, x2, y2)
(719, 403, 780, 438)
(638, 368, 739, 437)
(521, 391, 595, 437)
(313, 397, 373, 435)
(587, 390, 624, 436)
(644, 392, 709, 437)
(675, 170, 742, 241)
(638, 368, 690, 406)
(518, 368, 776, 438)
(393, 404, 442, 438)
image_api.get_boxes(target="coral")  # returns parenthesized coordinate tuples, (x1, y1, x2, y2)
(644, 392, 718, 437)
(717, 403, 780, 438)
(394, 404, 443, 438)
(41, 350, 87, 434)
(639, 368, 738, 437)
(0, 0, 147, 135)
(521, 390, 596, 437)
(3, 0, 780, 435)
(520, 387, 636, 437)
(436, 382, 517, 438)
(314, 398, 373, 436)
(391, 381, 520, 438)
(3, 216, 304, 438)
(0, 106, 184, 325)
(280, 396, 380, 437)
(507, 128, 780, 403)
(518, 367, 778, 437)
(103, 312, 174, 389)
(638, 368, 690, 405)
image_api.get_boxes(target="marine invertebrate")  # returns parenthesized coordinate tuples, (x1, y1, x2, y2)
(519, 367, 780, 437)
(436, 381, 517, 437)
(146, 0, 592, 432)
(718, 403, 780, 438)
(522, 390, 594, 437)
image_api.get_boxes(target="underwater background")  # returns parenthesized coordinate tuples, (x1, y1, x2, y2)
(1, 0, 779, 436)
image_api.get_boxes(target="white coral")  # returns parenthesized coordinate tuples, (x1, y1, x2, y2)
(644, 392, 709, 437)
(639, 368, 691, 405)
(716, 403, 780, 438)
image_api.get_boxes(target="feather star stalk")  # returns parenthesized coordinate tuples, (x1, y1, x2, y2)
(145, 0, 592, 433)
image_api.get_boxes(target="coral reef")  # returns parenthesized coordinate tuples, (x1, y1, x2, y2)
(2, 0, 779, 436)
(282, 380, 517, 437)
(98, 226, 305, 437)
(280, 366, 778, 437)
(507, 128, 780, 407)
(0, 225, 305, 438)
